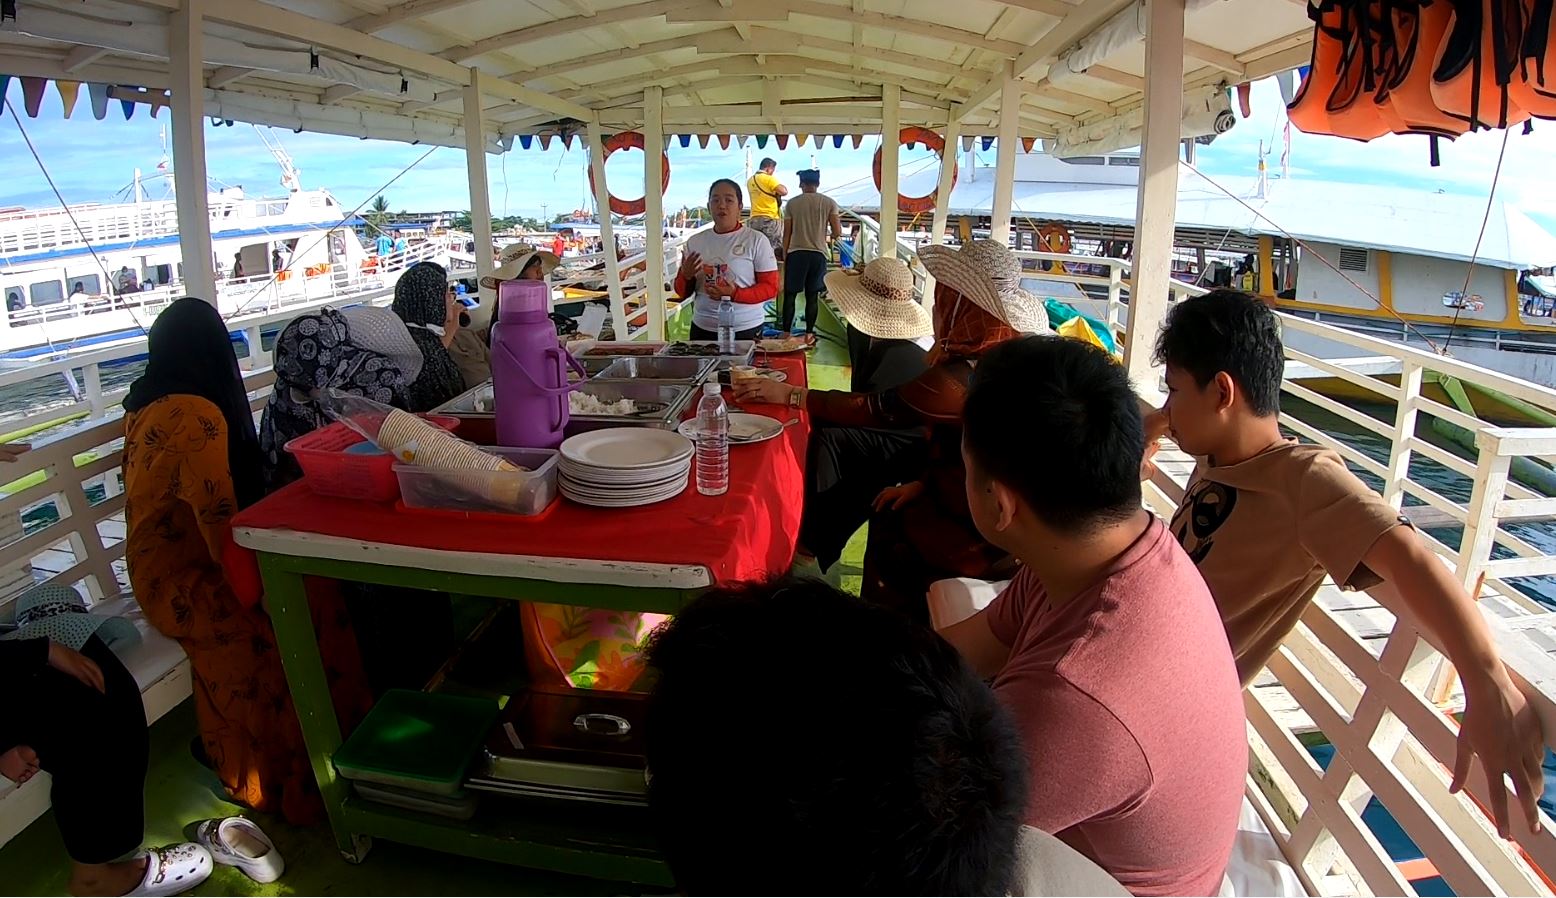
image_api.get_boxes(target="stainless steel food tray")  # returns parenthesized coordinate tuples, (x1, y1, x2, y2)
(656, 340, 756, 367)
(590, 356, 715, 383)
(565, 381, 696, 433)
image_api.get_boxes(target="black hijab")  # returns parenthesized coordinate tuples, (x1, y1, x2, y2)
(391, 262, 466, 412)
(124, 297, 265, 509)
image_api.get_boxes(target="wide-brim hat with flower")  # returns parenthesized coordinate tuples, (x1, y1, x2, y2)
(917, 239, 1050, 335)
(480, 242, 561, 290)
(0, 583, 140, 652)
(825, 258, 932, 340)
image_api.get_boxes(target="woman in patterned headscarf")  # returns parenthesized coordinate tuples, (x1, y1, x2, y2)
(258, 307, 407, 493)
(391, 262, 466, 412)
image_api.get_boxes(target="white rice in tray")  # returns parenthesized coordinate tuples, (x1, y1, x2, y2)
(570, 391, 637, 416)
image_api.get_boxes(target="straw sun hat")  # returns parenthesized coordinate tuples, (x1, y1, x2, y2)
(479, 242, 561, 290)
(917, 239, 1050, 335)
(825, 258, 933, 340)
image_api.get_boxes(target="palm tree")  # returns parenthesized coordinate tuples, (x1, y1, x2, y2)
(367, 194, 390, 230)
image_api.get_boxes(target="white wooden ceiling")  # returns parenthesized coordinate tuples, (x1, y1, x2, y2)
(0, 0, 1315, 146)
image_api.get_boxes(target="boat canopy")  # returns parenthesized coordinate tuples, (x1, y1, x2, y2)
(0, 0, 1311, 148)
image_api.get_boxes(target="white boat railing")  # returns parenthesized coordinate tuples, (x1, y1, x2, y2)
(0, 193, 308, 257)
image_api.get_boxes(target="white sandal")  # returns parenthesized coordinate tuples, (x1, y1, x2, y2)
(194, 816, 284, 883)
(126, 843, 213, 897)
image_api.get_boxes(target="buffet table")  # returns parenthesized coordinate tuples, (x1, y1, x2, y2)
(228, 354, 809, 882)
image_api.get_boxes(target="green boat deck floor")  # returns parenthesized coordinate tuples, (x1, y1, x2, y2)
(0, 299, 866, 894)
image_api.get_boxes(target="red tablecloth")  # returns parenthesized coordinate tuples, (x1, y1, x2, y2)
(230, 355, 809, 589)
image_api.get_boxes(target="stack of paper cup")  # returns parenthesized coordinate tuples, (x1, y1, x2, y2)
(378, 409, 528, 508)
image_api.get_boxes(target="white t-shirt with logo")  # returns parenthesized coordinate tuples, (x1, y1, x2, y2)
(685, 225, 777, 332)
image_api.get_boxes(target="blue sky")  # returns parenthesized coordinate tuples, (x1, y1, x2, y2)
(3, 77, 1553, 233)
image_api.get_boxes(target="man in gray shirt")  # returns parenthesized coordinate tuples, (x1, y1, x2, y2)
(781, 168, 843, 342)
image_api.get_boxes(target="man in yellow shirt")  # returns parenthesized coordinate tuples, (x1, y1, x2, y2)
(747, 158, 788, 262)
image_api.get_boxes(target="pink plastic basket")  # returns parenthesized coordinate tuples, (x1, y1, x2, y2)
(285, 414, 458, 502)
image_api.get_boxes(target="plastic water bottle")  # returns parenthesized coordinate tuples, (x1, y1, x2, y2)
(716, 296, 736, 353)
(694, 381, 729, 496)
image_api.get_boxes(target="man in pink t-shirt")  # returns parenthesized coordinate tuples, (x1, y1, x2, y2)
(941, 336, 1246, 896)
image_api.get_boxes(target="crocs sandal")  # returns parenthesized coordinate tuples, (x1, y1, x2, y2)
(195, 816, 285, 884)
(126, 843, 213, 897)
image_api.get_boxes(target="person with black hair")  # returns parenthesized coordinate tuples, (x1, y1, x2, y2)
(1153, 288, 1545, 839)
(673, 179, 778, 341)
(746, 157, 787, 260)
(643, 577, 1126, 896)
(779, 168, 841, 342)
(941, 335, 1245, 896)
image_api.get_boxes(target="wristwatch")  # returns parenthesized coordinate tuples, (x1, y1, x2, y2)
(788, 387, 804, 408)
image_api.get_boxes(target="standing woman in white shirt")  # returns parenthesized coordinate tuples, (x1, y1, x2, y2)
(673, 179, 779, 341)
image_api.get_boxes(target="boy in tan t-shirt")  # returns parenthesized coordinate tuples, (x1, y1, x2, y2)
(1149, 289, 1544, 840)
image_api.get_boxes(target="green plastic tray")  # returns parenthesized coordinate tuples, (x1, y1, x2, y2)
(334, 689, 500, 796)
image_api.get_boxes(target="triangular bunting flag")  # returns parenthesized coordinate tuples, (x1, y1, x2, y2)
(777, 134, 790, 149)
(56, 80, 80, 118)
(961, 135, 975, 152)
(1021, 136, 1035, 153)
(832, 134, 845, 148)
(679, 134, 692, 148)
(20, 77, 46, 117)
(519, 134, 533, 149)
(121, 95, 136, 120)
(718, 134, 731, 150)
(540, 133, 553, 150)
(794, 133, 807, 147)
(564, 133, 576, 149)
(981, 136, 994, 151)
(756, 135, 769, 148)
(88, 82, 109, 120)
(698, 134, 710, 149)
(850, 134, 863, 149)
(0, 75, 10, 105)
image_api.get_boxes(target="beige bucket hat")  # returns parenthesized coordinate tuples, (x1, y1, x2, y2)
(479, 242, 561, 290)
(917, 239, 1050, 335)
(824, 258, 933, 340)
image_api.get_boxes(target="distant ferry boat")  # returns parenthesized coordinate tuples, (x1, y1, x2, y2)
(0, 167, 445, 368)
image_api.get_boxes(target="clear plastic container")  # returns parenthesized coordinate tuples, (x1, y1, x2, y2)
(694, 382, 729, 496)
(394, 446, 559, 516)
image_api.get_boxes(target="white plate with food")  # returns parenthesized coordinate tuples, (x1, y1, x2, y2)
(678, 413, 786, 445)
(756, 337, 809, 354)
(560, 428, 693, 470)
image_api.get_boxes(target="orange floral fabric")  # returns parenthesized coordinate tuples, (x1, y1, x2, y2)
(124, 395, 372, 825)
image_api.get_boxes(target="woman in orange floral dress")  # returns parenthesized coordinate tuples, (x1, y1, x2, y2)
(122, 298, 371, 825)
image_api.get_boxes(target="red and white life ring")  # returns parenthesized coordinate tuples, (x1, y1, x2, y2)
(587, 131, 671, 217)
(872, 126, 955, 216)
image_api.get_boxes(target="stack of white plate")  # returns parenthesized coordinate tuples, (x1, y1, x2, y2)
(559, 427, 695, 508)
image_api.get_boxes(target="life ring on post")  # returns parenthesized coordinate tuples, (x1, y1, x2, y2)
(872, 126, 955, 216)
(1037, 222, 1073, 272)
(586, 131, 671, 217)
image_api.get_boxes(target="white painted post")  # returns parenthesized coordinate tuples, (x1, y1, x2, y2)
(83, 364, 105, 420)
(991, 69, 1019, 248)
(240, 325, 262, 370)
(463, 68, 498, 330)
(1122, 0, 1187, 388)
(1382, 361, 1424, 508)
(643, 86, 667, 341)
(1457, 430, 1513, 592)
(587, 117, 628, 339)
(168, 0, 217, 304)
(879, 85, 901, 260)
(923, 109, 962, 318)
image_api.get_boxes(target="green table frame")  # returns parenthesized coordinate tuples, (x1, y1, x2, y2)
(249, 537, 707, 887)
